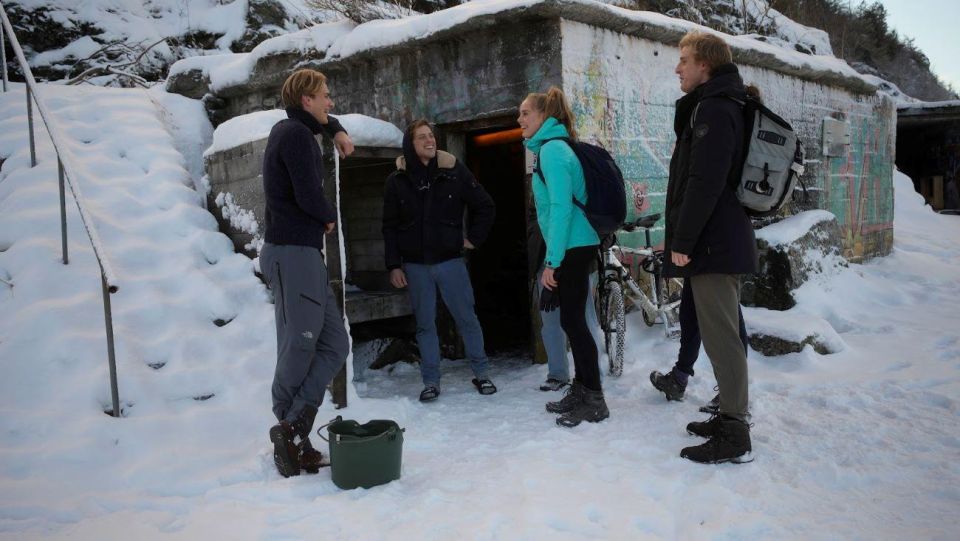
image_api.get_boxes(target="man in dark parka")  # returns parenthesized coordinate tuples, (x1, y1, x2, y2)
(662, 31, 758, 464)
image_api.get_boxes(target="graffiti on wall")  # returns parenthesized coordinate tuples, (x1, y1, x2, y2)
(820, 103, 896, 260)
(561, 20, 896, 260)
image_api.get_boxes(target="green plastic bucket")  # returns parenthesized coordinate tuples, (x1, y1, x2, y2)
(325, 417, 404, 489)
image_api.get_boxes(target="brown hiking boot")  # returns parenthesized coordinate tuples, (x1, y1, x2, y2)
(298, 436, 327, 474)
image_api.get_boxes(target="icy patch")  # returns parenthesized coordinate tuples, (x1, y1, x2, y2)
(214, 192, 261, 252)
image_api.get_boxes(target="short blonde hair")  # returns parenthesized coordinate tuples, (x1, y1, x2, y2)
(678, 31, 732, 74)
(280, 69, 327, 108)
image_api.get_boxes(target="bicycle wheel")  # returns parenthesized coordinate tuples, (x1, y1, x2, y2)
(601, 281, 626, 377)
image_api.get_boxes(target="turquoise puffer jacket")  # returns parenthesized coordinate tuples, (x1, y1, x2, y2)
(525, 117, 600, 268)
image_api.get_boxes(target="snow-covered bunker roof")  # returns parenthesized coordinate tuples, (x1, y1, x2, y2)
(174, 0, 877, 103)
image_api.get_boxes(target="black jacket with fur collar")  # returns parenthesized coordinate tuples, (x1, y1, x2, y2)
(382, 149, 495, 269)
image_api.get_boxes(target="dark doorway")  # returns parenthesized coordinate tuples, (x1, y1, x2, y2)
(465, 126, 530, 354)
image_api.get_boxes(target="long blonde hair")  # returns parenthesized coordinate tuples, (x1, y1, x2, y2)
(524, 86, 578, 140)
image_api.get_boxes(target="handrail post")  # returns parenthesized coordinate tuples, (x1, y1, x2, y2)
(1, 18, 8, 92)
(102, 275, 120, 417)
(58, 158, 68, 264)
(26, 86, 35, 166)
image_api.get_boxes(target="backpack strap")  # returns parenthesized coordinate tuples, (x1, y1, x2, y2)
(532, 136, 570, 184)
(532, 136, 587, 210)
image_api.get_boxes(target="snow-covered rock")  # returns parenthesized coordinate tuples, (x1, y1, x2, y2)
(742, 210, 847, 310)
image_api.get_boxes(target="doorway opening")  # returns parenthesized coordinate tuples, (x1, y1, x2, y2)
(464, 126, 531, 355)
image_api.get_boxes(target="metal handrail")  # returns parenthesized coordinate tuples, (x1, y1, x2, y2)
(1, 1, 122, 417)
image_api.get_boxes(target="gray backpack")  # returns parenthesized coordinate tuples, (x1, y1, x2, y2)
(694, 95, 806, 217)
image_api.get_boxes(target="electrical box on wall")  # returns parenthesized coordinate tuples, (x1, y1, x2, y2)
(822, 117, 851, 157)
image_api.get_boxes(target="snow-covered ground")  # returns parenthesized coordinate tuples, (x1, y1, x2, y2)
(1, 82, 959, 540)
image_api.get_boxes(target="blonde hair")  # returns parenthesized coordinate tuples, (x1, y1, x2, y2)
(524, 86, 578, 140)
(678, 31, 732, 74)
(280, 69, 328, 109)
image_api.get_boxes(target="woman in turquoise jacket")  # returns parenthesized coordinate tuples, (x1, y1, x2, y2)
(519, 87, 608, 427)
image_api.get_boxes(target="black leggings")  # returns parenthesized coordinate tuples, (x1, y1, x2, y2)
(558, 245, 601, 391)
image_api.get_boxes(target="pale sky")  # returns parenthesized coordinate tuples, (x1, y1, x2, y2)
(878, 0, 960, 95)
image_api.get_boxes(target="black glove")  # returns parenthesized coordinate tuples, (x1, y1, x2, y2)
(539, 287, 560, 312)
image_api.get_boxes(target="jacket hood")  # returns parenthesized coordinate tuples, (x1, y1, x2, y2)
(523, 117, 571, 153)
(395, 150, 457, 171)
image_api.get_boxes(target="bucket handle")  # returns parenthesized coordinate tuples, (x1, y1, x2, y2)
(315, 415, 343, 443)
(316, 417, 405, 444)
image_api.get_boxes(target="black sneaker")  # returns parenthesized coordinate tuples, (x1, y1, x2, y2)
(539, 378, 570, 392)
(650, 370, 686, 401)
(699, 392, 720, 414)
(686, 414, 722, 438)
(546, 381, 584, 414)
(269, 421, 300, 478)
(680, 415, 754, 464)
(419, 385, 440, 402)
(472, 378, 497, 395)
(556, 388, 609, 428)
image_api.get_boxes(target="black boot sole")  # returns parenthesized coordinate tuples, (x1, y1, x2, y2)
(269, 425, 300, 478)
(680, 451, 754, 464)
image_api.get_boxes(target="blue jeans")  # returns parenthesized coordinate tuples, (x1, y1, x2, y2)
(404, 258, 489, 386)
(538, 268, 602, 382)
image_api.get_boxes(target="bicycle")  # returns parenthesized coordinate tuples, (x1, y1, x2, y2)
(596, 213, 683, 377)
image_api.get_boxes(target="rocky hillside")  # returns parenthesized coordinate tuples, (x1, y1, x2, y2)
(1, 0, 333, 86)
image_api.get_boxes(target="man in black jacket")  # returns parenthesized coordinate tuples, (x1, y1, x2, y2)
(662, 31, 758, 464)
(382, 120, 496, 402)
(259, 69, 355, 477)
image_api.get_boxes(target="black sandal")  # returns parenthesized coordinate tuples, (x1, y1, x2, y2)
(419, 385, 440, 402)
(472, 378, 497, 395)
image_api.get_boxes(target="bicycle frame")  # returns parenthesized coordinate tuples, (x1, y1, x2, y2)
(599, 238, 681, 339)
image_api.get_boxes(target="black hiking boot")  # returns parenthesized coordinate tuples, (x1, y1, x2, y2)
(546, 380, 584, 414)
(680, 415, 754, 464)
(686, 414, 722, 438)
(699, 392, 720, 414)
(269, 421, 300, 477)
(556, 388, 609, 427)
(650, 369, 686, 401)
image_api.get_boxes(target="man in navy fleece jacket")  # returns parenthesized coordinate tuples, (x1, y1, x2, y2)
(259, 69, 354, 478)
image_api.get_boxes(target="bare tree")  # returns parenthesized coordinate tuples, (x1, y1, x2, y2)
(304, 0, 418, 23)
(63, 38, 169, 87)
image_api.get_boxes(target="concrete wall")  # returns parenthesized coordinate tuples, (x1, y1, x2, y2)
(560, 19, 895, 260)
(203, 138, 269, 258)
(219, 19, 564, 129)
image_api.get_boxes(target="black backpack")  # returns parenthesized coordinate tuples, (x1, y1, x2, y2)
(533, 137, 627, 236)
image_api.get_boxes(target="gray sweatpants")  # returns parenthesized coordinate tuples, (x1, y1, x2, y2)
(687, 273, 749, 422)
(260, 242, 349, 424)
